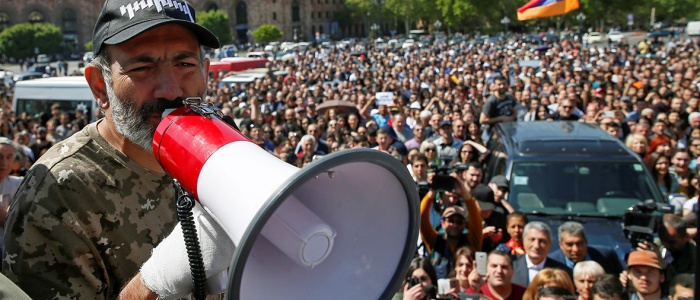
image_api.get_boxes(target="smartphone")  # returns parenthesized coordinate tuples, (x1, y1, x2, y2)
(449, 278, 459, 289)
(602, 111, 615, 118)
(476, 251, 488, 276)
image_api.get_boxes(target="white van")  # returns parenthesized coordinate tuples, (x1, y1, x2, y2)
(688, 21, 700, 36)
(12, 76, 97, 122)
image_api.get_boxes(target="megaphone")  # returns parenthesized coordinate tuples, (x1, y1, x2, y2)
(152, 101, 419, 300)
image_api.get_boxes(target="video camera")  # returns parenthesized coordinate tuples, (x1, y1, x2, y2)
(623, 199, 674, 247)
(430, 157, 458, 192)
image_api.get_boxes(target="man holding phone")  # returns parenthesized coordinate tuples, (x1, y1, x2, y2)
(464, 251, 526, 300)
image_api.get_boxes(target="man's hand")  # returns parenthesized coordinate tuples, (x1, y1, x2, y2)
(139, 203, 235, 299)
(483, 226, 503, 243)
(467, 266, 487, 292)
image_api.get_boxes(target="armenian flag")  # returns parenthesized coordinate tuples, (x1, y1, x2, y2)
(517, 0, 580, 21)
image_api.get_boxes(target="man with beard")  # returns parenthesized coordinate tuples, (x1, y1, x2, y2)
(465, 250, 526, 299)
(3, 0, 233, 299)
(479, 76, 517, 129)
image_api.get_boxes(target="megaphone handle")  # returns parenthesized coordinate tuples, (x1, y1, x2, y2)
(174, 180, 208, 300)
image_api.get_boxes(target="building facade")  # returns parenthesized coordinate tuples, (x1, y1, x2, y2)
(0, 0, 362, 53)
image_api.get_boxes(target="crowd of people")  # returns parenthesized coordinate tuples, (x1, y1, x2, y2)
(0, 0, 698, 297)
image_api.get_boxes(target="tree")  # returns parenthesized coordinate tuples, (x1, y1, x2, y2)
(197, 9, 233, 45)
(434, 0, 477, 32)
(0, 23, 62, 59)
(252, 24, 283, 43)
(84, 41, 93, 52)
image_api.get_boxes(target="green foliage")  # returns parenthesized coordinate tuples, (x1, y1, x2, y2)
(435, 0, 477, 29)
(341, 0, 700, 35)
(197, 9, 233, 45)
(0, 23, 62, 59)
(84, 41, 93, 51)
(252, 24, 283, 43)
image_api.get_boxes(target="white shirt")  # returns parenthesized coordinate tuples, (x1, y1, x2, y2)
(526, 255, 546, 283)
(0, 175, 23, 255)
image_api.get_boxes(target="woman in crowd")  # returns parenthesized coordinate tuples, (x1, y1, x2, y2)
(436, 246, 476, 295)
(625, 133, 649, 159)
(646, 134, 674, 161)
(646, 152, 675, 197)
(523, 268, 576, 300)
(453, 141, 486, 165)
(466, 121, 484, 145)
(393, 257, 438, 300)
(572, 261, 605, 300)
(419, 140, 440, 167)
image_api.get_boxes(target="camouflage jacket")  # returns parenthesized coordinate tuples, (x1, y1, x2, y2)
(3, 122, 178, 299)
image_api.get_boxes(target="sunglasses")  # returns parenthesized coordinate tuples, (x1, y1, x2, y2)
(445, 217, 465, 225)
(425, 148, 436, 152)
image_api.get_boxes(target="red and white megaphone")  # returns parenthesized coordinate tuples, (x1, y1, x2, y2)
(152, 100, 419, 300)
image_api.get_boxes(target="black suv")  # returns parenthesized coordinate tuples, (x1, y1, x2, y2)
(482, 121, 665, 263)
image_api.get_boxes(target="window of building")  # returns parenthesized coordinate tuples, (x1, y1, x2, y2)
(273, 12, 277, 20)
(0, 12, 9, 31)
(28, 10, 44, 23)
(62, 10, 77, 34)
(235, 2, 247, 24)
(318, 11, 322, 18)
(206, 3, 219, 11)
(292, 0, 300, 22)
(326, 11, 329, 19)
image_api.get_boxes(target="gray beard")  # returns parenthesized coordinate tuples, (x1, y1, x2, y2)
(105, 83, 159, 153)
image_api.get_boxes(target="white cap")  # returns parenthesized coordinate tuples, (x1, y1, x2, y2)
(409, 102, 422, 110)
(239, 102, 247, 108)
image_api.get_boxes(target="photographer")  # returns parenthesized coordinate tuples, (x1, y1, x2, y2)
(420, 171, 483, 279)
(657, 214, 696, 279)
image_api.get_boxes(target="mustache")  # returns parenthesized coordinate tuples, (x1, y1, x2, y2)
(140, 98, 185, 115)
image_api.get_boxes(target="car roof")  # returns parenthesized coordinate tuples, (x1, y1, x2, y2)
(495, 121, 634, 157)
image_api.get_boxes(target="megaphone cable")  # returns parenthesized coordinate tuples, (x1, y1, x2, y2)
(174, 180, 208, 300)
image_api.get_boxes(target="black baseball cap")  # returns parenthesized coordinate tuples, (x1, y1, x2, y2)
(92, 0, 220, 54)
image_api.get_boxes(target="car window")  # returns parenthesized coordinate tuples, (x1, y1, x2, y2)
(509, 160, 660, 215)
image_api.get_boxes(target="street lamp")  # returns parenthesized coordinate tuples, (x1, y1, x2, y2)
(577, 12, 586, 33)
(434, 20, 442, 32)
(500, 16, 511, 33)
(371, 23, 380, 36)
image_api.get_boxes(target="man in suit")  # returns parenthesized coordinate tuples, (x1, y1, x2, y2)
(512, 221, 573, 287)
(549, 221, 623, 275)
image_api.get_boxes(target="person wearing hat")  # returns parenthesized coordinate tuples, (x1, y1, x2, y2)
(625, 250, 666, 300)
(28, 126, 54, 160)
(432, 120, 463, 164)
(420, 174, 483, 279)
(3, 0, 233, 299)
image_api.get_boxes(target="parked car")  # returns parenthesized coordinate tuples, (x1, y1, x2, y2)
(82, 52, 95, 63)
(608, 31, 625, 43)
(264, 42, 279, 52)
(36, 54, 51, 64)
(481, 121, 665, 266)
(687, 21, 700, 36)
(586, 32, 604, 43)
(647, 29, 671, 38)
(218, 44, 239, 59)
(542, 33, 560, 43)
(401, 39, 415, 49)
(13, 71, 47, 82)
